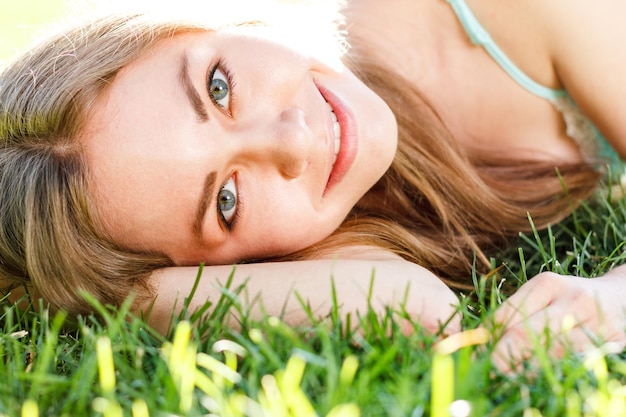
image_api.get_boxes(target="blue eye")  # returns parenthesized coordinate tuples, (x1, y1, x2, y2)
(217, 177, 237, 225)
(209, 67, 231, 110)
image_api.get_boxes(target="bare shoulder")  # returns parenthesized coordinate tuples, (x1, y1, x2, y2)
(469, 0, 626, 156)
(464, 0, 558, 87)
(534, 0, 626, 156)
(527, 0, 626, 54)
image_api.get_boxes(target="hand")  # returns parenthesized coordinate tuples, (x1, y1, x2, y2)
(492, 270, 626, 372)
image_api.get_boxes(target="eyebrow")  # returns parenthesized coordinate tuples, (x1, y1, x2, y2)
(179, 52, 209, 123)
(193, 172, 217, 240)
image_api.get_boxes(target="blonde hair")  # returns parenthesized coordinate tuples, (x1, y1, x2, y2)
(0, 2, 346, 317)
(0, 14, 204, 316)
(0, 6, 602, 317)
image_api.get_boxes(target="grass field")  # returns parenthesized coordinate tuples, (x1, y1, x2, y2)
(2, 193, 626, 417)
(2, 3, 626, 417)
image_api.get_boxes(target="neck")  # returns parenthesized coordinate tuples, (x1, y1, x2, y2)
(341, 0, 463, 84)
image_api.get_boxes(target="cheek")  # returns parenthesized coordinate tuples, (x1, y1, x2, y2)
(243, 193, 339, 257)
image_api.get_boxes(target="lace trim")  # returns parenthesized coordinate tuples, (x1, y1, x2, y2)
(552, 97, 599, 161)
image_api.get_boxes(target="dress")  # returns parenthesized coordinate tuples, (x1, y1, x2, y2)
(446, 0, 620, 164)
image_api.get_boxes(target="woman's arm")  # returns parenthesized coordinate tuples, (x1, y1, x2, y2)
(539, 0, 626, 156)
(484, 0, 626, 370)
(473, 0, 626, 156)
(143, 251, 460, 335)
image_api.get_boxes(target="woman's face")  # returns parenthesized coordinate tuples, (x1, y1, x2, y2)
(82, 27, 397, 265)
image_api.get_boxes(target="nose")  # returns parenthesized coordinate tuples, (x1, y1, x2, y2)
(239, 106, 315, 179)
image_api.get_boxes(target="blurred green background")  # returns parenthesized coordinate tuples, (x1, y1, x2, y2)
(0, 0, 67, 64)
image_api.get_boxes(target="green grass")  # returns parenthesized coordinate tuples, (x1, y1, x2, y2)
(3, 5, 626, 417)
(2, 184, 626, 417)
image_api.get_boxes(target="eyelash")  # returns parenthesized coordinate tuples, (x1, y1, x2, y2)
(217, 175, 244, 232)
(208, 59, 236, 116)
(209, 59, 240, 231)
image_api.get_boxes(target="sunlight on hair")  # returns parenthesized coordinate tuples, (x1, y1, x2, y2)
(62, 0, 347, 71)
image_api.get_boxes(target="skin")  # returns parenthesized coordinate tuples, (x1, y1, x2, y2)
(347, 0, 626, 368)
(80, 12, 460, 339)
(149, 253, 462, 336)
(82, 27, 397, 266)
(83, 0, 626, 362)
(400, 0, 626, 368)
(460, 0, 626, 369)
(492, 272, 626, 372)
(345, 0, 586, 163)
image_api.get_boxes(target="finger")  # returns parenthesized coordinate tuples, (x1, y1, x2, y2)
(493, 328, 604, 374)
(492, 310, 600, 374)
(494, 273, 565, 328)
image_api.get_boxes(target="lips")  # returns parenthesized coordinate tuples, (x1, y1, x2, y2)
(315, 82, 358, 194)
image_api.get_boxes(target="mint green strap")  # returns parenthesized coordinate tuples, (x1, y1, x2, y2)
(446, 0, 567, 100)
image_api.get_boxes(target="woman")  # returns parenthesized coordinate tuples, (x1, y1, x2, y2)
(1, 0, 624, 357)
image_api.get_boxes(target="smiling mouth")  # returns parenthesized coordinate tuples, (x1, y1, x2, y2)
(323, 100, 342, 167)
(316, 81, 357, 195)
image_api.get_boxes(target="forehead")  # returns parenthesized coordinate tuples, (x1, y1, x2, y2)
(82, 34, 216, 177)
(86, 32, 205, 139)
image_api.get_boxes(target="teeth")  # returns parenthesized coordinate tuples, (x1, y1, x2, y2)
(330, 108, 338, 122)
(325, 101, 341, 165)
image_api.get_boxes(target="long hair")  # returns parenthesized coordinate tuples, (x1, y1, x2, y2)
(0, 2, 346, 317)
(0, 5, 603, 318)
(289, 51, 602, 288)
(0, 15, 202, 316)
